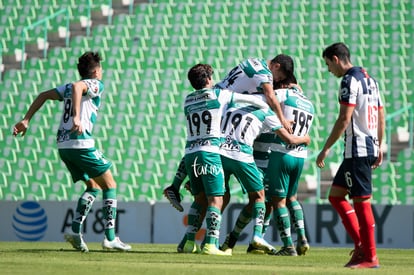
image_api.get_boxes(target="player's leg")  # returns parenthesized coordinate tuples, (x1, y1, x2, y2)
(59, 149, 93, 252)
(182, 193, 206, 253)
(329, 160, 364, 266)
(286, 159, 309, 255)
(265, 151, 296, 256)
(163, 156, 186, 212)
(272, 196, 297, 256)
(221, 204, 252, 251)
(287, 199, 309, 255)
(346, 156, 379, 268)
(93, 169, 131, 251)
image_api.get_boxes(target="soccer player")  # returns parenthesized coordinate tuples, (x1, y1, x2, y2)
(265, 75, 314, 256)
(219, 92, 311, 255)
(163, 55, 295, 210)
(181, 63, 269, 255)
(316, 42, 384, 268)
(13, 52, 131, 252)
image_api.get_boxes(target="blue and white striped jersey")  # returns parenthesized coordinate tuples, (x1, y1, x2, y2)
(339, 67, 383, 158)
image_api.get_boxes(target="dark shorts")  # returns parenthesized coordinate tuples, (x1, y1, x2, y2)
(333, 156, 378, 198)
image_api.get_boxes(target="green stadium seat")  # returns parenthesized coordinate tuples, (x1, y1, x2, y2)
(1, 0, 411, 204)
(5, 182, 25, 201)
(117, 183, 136, 202)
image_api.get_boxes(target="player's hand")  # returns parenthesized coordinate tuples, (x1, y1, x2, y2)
(71, 117, 83, 135)
(303, 134, 311, 146)
(282, 119, 294, 134)
(13, 120, 29, 137)
(316, 149, 330, 168)
(184, 180, 191, 192)
(372, 149, 383, 169)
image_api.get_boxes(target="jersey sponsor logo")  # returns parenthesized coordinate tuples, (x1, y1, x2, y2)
(191, 156, 222, 177)
(57, 129, 71, 143)
(219, 136, 241, 152)
(188, 139, 211, 150)
(285, 144, 305, 151)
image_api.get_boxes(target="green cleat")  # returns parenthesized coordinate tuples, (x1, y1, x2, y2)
(296, 239, 310, 256)
(202, 243, 232, 256)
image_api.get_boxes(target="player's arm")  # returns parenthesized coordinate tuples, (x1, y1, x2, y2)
(13, 89, 60, 137)
(372, 106, 385, 169)
(231, 92, 269, 109)
(275, 127, 311, 145)
(316, 104, 354, 168)
(262, 82, 292, 133)
(71, 80, 88, 135)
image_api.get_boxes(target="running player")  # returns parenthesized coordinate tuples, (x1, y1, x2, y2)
(316, 42, 384, 268)
(13, 52, 131, 252)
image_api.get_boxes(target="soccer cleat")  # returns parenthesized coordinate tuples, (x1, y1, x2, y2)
(102, 237, 131, 251)
(246, 243, 266, 254)
(296, 239, 310, 256)
(251, 235, 277, 255)
(202, 243, 232, 256)
(348, 257, 380, 269)
(272, 246, 298, 256)
(183, 240, 200, 253)
(344, 247, 364, 267)
(220, 233, 238, 251)
(163, 185, 184, 212)
(64, 233, 89, 252)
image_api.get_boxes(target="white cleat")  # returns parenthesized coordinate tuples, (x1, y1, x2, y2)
(102, 237, 131, 251)
(64, 233, 89, 253)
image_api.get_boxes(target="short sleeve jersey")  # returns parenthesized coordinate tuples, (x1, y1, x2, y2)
(215, 58, 272, 94)
(220, 97, 282, 163)
(339, 67, 383, 158)
(184, 88, 235, 154)
(270, 87, 314, 158)
(55, 79, 104, 149)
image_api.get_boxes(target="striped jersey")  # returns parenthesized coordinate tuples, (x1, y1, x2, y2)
(215, 58, 272, 94)
(184, 88, 268, 155)
(339, 67, 383, 158)
(55, 79, 104, 149)
(219, 95, 282, 163)
(270, 87, 314, 158)
(253, 132, 276, 170)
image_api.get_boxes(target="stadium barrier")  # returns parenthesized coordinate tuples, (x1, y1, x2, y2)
(0, 200, 413, 248)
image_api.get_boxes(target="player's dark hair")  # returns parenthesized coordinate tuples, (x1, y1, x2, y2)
(322, 42, 351, 63)
(77, 51, 102, 79)
(270, 54, 294, 80)
(273, 74, 297, 89)
(187, 64, 214, 90)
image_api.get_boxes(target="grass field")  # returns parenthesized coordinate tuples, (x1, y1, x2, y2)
(0, 242, 413, 275)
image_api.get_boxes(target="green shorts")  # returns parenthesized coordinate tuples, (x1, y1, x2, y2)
(264, 151, 304, 199)
(184, 151, 225, 197)
(58, 148, 112, 183)
(221, 156, 264, 193)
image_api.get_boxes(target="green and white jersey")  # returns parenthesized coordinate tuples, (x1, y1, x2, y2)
(184, 88, 235, 155)
(184, 88, 269, 155)
(270, 87, 314, 158)
(55, 79, 104, 149)
(253, 132, 276, 170)
(216, 58, 272, 94)
(219, 95, 282, 163)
